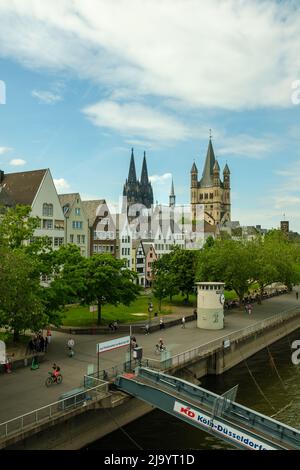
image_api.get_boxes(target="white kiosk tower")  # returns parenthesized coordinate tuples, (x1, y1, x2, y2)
(196, 282, 225, 330)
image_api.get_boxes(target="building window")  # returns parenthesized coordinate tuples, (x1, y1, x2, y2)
(54, 237, 64, 247)
(75, 208, 81, 216)
(43, 203, 53, 217)
(205, 193, 208, 199)
(210, 193, 213, 199)
(43, 219, 53, 230)
(72, 221, 83, 230)
(77, 235, 81, 244)
(150, 253, 153, 258)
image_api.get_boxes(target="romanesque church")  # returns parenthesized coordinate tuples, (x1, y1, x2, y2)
(191, 137, 231, 227)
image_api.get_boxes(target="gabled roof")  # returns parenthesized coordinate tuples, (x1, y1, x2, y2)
(0, 169, 47, 206)
(0, 185, 15, 207)
(82, 199, 106, 226)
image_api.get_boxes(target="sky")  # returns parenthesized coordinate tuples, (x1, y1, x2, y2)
(1, 0, 300, 230)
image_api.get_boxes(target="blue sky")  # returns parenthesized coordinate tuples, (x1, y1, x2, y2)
(1, 0, 300, 230)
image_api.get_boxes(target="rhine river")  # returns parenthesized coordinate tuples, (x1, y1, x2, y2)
(86, 328, 300, 450)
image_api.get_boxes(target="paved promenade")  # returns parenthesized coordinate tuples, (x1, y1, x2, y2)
(0, 290, 300, 424)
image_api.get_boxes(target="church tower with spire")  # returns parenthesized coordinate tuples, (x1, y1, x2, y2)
(190, 135, 231, 226)
(123, 148, 154, 210)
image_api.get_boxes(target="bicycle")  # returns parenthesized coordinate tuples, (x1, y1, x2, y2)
(45, 372, 63, 387)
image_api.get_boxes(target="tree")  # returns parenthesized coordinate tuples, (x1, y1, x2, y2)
(152, 252, 179, 308)
(0, 205, 40, 249)
(0, 248, 47, 341)
(77, 254, 140, 325)
(171, 247, 198, 301)
(197, 239, 255, 302)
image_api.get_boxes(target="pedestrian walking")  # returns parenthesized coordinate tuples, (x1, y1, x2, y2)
(113, 320, 118, 331)
(159, 318, 165, 330)
(248, 304, 252, 315)
(26, 338, 35, 355)
(46, 328, 52, 344)
(144, 324, 150, 335)
(296, 292, 299, 300)
(181, 316, 186, 328)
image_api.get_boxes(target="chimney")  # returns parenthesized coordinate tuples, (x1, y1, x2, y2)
(0, 170, 4, 184)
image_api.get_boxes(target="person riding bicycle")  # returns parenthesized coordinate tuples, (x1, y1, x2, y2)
(158, 338, 165, 351)
(52, 363, 61, 381)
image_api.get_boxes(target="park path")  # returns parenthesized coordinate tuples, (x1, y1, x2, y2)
(0, 290, 300, 423)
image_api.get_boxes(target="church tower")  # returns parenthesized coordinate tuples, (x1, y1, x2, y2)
(139, 151, 154, 209)
(123, 148, 140, 207)
(190, 136, 231, 227)
(123, 149, 154, 211)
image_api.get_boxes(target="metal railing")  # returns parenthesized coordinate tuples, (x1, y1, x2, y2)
(144, 306, 300, 371)
(0, 376, 109, 443)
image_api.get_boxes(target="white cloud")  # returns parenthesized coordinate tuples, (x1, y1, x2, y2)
(0, 147, 12, 155)
(32, 89, 62, 104)
(54, 178, 70, 193)
(83, 101, 190, 143)
(149, 173, 172, 184)
(0, 0, 299, 111)
(9, 159, 26, 166)
(218, 134, 275, 159)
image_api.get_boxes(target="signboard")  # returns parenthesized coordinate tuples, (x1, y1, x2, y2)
(97, 336, 130, 354)
(173, 401, 275, 450)
(89, 305, 97, 313)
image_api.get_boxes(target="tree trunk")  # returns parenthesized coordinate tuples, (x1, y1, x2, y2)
(97, 300, 102, 325)
(13, 328, 20, 343)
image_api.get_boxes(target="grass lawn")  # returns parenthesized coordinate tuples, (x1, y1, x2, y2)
(61, 293, 198, 327)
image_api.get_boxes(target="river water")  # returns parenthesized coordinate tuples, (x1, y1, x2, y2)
(86, 328, 300, 450)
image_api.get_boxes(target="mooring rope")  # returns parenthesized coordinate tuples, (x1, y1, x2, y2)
(266, 345, 287, 391)
(270, 401, 294, 419)
(240, 351, 276, 412)
(102, 406, 144, 450)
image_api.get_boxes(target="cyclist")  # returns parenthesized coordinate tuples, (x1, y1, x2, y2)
(52, 363, 61, 381)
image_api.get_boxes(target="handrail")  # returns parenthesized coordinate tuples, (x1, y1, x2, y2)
(144, 306, 300, 369)
(0, 376, 109, 441)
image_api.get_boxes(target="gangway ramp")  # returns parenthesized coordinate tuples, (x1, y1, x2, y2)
(115, 367, 300, 450)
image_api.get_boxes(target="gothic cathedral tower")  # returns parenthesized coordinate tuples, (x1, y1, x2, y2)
(123, 148, 154, 210)
(190, 137, 231, 226)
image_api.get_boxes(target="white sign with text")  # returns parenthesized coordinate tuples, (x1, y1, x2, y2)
(97, 336, 130, 354)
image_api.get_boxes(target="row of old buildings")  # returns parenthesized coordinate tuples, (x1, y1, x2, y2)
(0, 149, 187, 287)
(3, 137, 289, 285)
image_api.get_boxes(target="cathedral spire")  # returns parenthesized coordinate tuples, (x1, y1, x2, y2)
(169, 178, 176, 207)
(128, 148, 137, 183)
(140, 151, 149, 185)
(200, 138, 216, 188)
